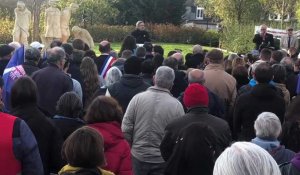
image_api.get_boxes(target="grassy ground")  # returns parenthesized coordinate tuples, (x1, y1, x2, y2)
(93, 42, 214, 58)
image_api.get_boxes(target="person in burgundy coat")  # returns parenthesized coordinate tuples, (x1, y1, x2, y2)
(84, 96, 133, 175)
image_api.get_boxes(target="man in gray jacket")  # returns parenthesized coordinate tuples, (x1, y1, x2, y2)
(122, 66, 185, 175)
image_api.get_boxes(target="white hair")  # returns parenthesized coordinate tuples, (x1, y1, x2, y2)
(154, 66, 175, 89)
(136, 21, 144, 28)
(105, 67, 122, 87)
(213, 142, 281, 175)
(254, 112, 282, 139)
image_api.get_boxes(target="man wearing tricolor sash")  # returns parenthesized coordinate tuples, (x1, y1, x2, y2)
(94, 40, 117, 79)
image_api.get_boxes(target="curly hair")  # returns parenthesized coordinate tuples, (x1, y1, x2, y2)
(80, 57, 100, 108)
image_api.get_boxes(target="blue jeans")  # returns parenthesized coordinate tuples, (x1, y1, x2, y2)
(132, 156, 165, 175)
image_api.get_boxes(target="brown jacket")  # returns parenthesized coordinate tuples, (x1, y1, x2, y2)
(203, 64, 237, 108)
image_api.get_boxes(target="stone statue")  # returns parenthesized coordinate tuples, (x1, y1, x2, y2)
(13, 1, 31, 45)
(44, 0, 61, 48)
(72, 26, 94, 49)
(61, 3, 79, 43)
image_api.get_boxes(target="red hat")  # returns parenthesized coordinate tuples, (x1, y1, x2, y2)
(183, 83, 209, 108)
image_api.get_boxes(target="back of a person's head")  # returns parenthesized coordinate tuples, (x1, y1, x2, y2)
(124, 56, 141, 75)
(254, 62, 273, 83)
(72, 50, 85, 64)
(152, 54, 164, 70)
(153, 45, 164, 56)
(232, 66, 248, 79)
(99, 41, 111, 53)
(121, 35, 136, 51)
(50, 39, 62, 48)
(271, 50, 283, 63)
(188, 69, 205, 84)
(47, 47, 66, 63)
(136, 46, 146, 58)
(105, 67, 122, 87)
(206, 49, 223, 64)
(254, 112, 281, 140)
(213, 142, 281, 175)
(167, 50, 177, 57)
(62, 126, 105, 169)
(56, 92, 83, 118)
(143, 42, 153, 52)
(232, 57, 245, 68)
(141, 59, 154, 74)
(271, 64, 286, 83)
(11, 76, 37, 108)
(121, 50, 133, 59)
(192, 44, 203, 54)
(25, 47, 41, 62)
(260, 48, 272, 61)
(61, 43, 74, 56)
(73, 39, 85, 51)
(165, 122, 217, 175)
(280, 57, 294, 72)
(163, 57, 178, 70)
(228, 53, 239, 61)
(84, 96, 123, 124)
(84, 50, 97, 60)
(154, 66, 175, 89)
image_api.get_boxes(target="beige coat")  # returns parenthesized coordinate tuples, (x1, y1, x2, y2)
(203, 64, 237, 108)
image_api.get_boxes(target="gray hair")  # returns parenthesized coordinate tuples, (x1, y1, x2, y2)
(105, 67, 122, 87)
(254, 112, 282, 139)
(47, 47, 66, 63)
(154, 66, 175, 89)
(192, 44, 202, 54)
(213, 142, 281, 175)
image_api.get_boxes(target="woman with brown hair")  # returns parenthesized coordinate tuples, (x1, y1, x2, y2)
(59, 126, 114, 175)
(80, 57, 100, 108)
(84, 96, 132, 175)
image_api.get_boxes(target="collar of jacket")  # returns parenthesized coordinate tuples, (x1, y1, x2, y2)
(122, 74, 141, 79)
(187, 106, 209, 114)
(23, 60, 38, 67)
(48, 62, 60, 69)
(204, 63, 224, 71)
(149, 86, 171, 94)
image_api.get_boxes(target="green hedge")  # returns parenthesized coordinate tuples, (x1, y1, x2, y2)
(0, 20, 219, 47)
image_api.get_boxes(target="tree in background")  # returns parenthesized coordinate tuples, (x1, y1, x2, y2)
(112, 0, 186, 25)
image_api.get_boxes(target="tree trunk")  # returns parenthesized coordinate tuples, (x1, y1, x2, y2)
(32, 0, 42, 41)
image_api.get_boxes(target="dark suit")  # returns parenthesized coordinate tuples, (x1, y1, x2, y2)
(253, 33, 275, 50)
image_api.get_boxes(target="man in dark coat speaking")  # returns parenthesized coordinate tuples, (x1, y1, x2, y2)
(253, 24, 275, 51)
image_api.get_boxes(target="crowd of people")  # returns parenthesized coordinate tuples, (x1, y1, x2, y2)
(1, 22, 300, 175)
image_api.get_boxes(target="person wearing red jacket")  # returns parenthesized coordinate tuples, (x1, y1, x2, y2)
(84, 96, 133, 175)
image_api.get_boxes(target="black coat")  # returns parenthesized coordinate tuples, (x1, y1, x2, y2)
(160, 107, 232, 161)
(253, 33, 275, 50)
(131, 29, 151, 44)
(22, 61, 40, 76)
(233, 83, 286, 141)
(171, 70, 188, 98)
(11, 104, 64, 174)
(108, 74, 150, 112)
(52, 115, 85, 141)
(32, 64, 73, 117)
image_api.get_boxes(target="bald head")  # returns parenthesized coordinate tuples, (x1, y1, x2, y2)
(99, 40, 111, 53)
(188, 69, 205, 84)
(172, 52, 184, 65)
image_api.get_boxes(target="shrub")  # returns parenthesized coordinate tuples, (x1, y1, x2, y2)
(220, 24, 255, 53)
(0, 18, 14, 44)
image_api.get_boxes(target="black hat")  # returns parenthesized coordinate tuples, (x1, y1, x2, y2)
(124, 56, 141, 75)
(0, 44, 15, 57)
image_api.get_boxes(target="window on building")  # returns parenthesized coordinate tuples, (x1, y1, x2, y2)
(196, 7, 204, 20)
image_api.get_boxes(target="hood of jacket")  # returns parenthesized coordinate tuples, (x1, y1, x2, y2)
(89, 122, 124, 150)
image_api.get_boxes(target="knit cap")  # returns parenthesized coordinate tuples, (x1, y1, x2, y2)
(183, 83, 209, 108)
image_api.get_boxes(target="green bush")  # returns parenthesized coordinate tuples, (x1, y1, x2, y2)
(220, 24, 255, 53)
(0, 20, 220, 47)
(0, 18, 14, 44)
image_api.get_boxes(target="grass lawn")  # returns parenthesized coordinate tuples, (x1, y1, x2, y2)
(93, 42, 214, 58)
